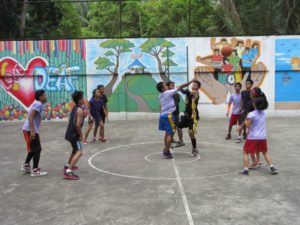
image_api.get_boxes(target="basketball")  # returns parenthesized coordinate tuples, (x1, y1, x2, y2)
(221, 45, 232, 57)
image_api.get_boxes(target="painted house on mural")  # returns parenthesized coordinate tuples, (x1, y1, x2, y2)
(127, 59, 147, 74)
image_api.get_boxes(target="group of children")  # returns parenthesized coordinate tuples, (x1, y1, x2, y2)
(156, 78, 201, 159)
(157, 78, 278, 175)
(225, 79, 278, 175)
(21, 85, 109, 180)
(20, 78, 278, 180)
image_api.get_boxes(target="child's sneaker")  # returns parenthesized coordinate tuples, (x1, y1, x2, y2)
(236, 137, 241, 143)
(191, 148, 199, 157)
(270, 166, 279, 175)
(176, 141, 185, 147)
(21, 163, 31, 173)
(90, 137, 96, 143)
(64, 171, 80, 180)
(225, 133, 231, 140)
(82, 139, 87, 145)
(99, 137, 110, 143)
(163, 151, 173, 159)
(63, 165, 78, 173)
(239, 169, 249, 175)
(72, 166, 79, 171)
(31, 168, 48, 177)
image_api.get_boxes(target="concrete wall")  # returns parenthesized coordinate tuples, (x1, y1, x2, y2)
(0, 36, 300, 121)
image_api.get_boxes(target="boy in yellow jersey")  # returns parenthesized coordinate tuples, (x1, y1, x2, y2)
(177, 80, 201, 157)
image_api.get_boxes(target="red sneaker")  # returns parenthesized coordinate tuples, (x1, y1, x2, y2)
(64, 171, 80, 180)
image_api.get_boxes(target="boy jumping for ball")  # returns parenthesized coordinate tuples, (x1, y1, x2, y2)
(177, 80, 201, 157)
(157, 79, 196, 159)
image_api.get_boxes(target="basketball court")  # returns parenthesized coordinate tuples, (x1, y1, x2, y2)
(0, 117, 299, 225)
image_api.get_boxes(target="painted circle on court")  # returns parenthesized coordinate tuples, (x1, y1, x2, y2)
(88, 142, 242, 180)
(144, 151, 201, 165)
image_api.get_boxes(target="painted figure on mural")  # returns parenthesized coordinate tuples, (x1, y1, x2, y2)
(196, 38, 267, 104)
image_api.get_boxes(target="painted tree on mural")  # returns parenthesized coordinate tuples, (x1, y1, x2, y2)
(161, 48, 178, 72)
(139, 38, 176, 82)
(94, 39, 135, 96)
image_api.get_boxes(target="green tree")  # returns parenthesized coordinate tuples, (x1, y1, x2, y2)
(161, 48, 177, 74)
(84, 1, 120, 38)
(139, 38, 176, 81)
(94, 39, 135, 96)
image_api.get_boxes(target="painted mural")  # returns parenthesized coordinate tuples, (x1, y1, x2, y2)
(275, 38, 300, 110)
(0, 40, 86, 121)
(195, 37, 267, 104)
(0, 36, 300, 121)
(86, 38, 188, 112)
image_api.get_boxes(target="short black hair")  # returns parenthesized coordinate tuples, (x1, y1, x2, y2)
(246, 79, 254, 85)
(194, 80, 201, 89)
(72, 91, 84, 104)
(253, 96, 268, 110)
(156, 82, 164, 93)
(235, 82, 242, 88)
(166, 81, 174, 87)
(35, 89, 45, 100)
(97, 84, 104, 90)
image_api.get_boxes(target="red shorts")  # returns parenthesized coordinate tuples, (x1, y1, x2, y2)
(244, 139, 268, 154)
(229, 114, 241, 127)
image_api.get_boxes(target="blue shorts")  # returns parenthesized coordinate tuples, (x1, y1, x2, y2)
(159, 113, 176, 135)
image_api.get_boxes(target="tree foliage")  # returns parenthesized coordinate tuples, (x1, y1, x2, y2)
(0, 0, 299, 40)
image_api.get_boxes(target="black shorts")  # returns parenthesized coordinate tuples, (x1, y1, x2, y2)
(69, 139, 83, 154)
(88, 115, 101, 126)
(177, 115, 194, 130)
(23, 131, 42, 153)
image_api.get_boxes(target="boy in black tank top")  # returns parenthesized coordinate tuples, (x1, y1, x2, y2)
(177, 80, 201, 157)
(64, 91, 85, 180)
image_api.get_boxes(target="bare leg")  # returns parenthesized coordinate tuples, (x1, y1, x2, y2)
(262, 152, 273, 166)
(165, 134, 173, 152)
(226, 125, 232, 139)
(68, 153, 75, 165)
(69, 151, 82, 168)
(255, 152, 260, 162)
(93, 124, 99, 138)
(177, 128, 183, 143)
(243, 151, 249, 168)
(84, 121, 94, 141)
(99, 121, 105, 139)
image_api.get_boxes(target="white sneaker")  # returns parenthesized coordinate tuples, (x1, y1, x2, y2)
(21, 163, 31, 173)
(31, 168, 48, 177)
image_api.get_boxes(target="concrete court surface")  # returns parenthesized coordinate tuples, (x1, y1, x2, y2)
(0, 117, 299, 225)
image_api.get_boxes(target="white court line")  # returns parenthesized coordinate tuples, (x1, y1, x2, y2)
(88, 141, 240, 180)
(171, 154, 195, 225)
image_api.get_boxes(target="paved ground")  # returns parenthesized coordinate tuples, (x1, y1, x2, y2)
(0, 117, 299, 225)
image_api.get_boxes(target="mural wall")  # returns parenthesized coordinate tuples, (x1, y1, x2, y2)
(0, 40, 86, 121)
(0, 36, 299, 121)
(275, 38, 300, 110)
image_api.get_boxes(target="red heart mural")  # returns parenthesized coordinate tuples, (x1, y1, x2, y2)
(0, 57, 48, 109)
